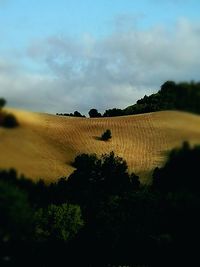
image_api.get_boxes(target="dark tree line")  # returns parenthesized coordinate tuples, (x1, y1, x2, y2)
(1, 144, 200, 265)
(56, 110, 86, 117)
(124, 81, 200, 115)
(103, 81, 200, 117)
(60, 81, 200, 118)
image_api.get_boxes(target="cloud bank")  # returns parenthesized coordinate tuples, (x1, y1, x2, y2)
(1, 18, 200, 114)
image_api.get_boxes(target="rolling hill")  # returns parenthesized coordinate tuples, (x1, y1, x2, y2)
(1, 108, 200, 183)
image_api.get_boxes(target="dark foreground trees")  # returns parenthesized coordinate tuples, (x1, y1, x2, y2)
(152, 141, 200, 193)
(0, 170, 84, 266)
(34, 203, 83, 242)
(0, 181, 33, 243)
(1, 144, 200, 265)
(68, 152, 140, 204)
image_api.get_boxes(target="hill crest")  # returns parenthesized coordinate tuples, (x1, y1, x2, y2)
(1, 108, 200, 183)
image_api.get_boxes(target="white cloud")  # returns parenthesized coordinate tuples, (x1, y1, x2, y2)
(1, 18, 200, 114)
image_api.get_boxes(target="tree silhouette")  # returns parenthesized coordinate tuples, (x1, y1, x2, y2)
(2, 113, 19, 128)
(152, 141, 200, 193)
(67, 152, 140, 205)
(88, 108, 101, 118)
(73, 111, 84, 117)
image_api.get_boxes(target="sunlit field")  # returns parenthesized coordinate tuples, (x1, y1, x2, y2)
(1, 108, 200, 183)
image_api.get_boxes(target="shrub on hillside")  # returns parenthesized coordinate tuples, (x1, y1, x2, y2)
(2, 113, 19, 128)
(101, 129, 112, 141)
(0, 98, 19, 128)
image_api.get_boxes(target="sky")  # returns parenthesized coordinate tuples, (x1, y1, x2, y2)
(0, 0, 200, 114)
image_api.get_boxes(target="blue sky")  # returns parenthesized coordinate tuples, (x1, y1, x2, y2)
(1, 0, 199, 48)
(0, 0, 200, 113)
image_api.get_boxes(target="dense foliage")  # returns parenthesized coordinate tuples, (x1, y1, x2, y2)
(34, 203, 83, 242)
(0, 181, 33, 242)
(152, 141, 200, 193)
(101, 81, 200, 117)
(68, 152, 140, 204)
(1, 145, 200, 265)
(124, 80, 200, 115)
(103, 108, 124, 117)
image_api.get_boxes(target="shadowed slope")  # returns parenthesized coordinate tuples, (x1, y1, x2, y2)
(1, 108, 200, 183)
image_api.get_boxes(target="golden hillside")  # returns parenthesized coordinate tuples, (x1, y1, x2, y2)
(1, 108, 200, 183)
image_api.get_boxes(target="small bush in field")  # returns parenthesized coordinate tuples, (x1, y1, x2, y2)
(101, 129, 112, 141)
(2, 113, 19, 128)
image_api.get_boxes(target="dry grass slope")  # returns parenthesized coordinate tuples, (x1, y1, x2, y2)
(1, 108, 200, 183)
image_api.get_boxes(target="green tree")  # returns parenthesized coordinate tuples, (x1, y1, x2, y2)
(34, 203, 84, 242)
(0, 181, 33, 242)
